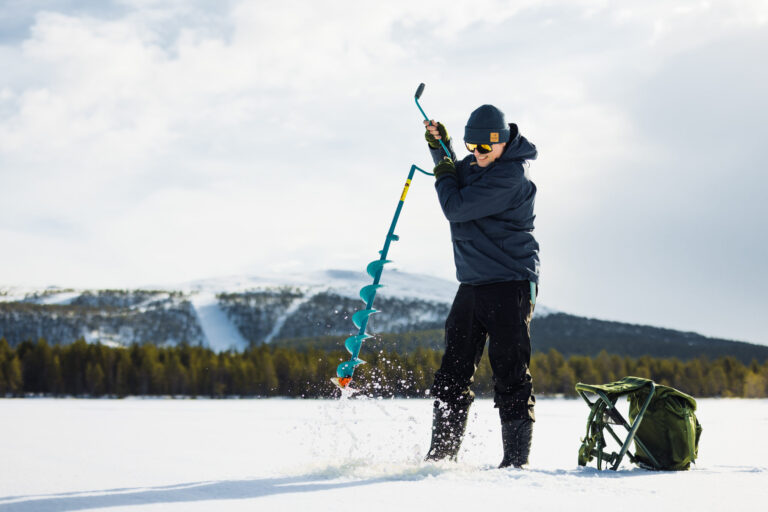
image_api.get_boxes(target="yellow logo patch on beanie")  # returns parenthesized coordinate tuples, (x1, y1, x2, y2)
(490, 132, 499, 143)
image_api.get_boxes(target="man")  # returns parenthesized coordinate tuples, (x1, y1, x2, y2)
(423, 104, 539, 468)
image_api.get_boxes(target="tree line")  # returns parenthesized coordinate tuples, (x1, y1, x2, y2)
(1, 337, 767, 398)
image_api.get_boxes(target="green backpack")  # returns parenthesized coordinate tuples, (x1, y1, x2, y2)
(628, 383, 703, 470)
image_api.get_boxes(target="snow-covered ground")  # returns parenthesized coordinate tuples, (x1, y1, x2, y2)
(0, 397, 765, 511)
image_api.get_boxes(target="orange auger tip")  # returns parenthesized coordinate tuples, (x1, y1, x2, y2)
(331, 377, 352, 389)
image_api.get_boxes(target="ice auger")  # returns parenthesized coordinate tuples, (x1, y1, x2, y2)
(331, 83, 447, 391)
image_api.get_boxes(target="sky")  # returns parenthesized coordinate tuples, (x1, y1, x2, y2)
(1, 0, 766, 346)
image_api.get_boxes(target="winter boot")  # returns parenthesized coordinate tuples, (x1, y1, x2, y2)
(499, 419, 533, 468)
(425, 399, 471, 462)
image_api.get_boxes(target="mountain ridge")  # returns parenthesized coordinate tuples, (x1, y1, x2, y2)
(2, 270, 766, 363)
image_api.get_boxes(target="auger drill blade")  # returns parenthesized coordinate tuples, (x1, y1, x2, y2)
(366, 259, 391, 280)
(344, 334, 371, 356)
(360, 284, 383, 304)
(352, 309, 377, 329)
(336, 358, 366, 379)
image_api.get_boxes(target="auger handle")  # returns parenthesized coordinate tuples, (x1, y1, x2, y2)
(414, 83, 452, 159)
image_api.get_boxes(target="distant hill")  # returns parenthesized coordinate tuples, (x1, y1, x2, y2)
(1, 270, 766, 363)
(273, 315, 768, 364)
(529, 312, 768, 362)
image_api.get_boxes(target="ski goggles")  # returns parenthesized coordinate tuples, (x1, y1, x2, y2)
(465, 142, 493, 154)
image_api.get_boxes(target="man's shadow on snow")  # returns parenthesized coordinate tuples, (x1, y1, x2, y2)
(2, 464, 736, 511)
(0, 473, 404, 512)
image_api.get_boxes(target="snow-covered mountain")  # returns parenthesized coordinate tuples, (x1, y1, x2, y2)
(3, 270, 555, 351)
(3, 269, 765, 363)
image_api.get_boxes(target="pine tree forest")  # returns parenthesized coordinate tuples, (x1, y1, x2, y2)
(1, 337, 767, 398)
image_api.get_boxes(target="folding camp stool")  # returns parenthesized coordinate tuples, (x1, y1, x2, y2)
(576, 376, 662, 470)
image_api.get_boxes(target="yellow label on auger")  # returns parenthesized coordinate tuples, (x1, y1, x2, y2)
(400, 179, 411, 201)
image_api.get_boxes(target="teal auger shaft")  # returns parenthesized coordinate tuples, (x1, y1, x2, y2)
(333, 163, 433, 388)
(331, 82, 438, 390)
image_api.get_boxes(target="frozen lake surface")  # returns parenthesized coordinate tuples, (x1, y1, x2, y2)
(0, 397, 766, 511)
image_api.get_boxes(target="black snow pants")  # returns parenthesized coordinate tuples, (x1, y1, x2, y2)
(430, 280, 536, 422)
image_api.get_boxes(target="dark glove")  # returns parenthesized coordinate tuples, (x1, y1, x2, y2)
(433, 157, 456, 179)
(425, 122, 450, 149)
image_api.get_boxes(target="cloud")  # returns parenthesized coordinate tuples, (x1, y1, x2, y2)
(0, 0, 767, 344)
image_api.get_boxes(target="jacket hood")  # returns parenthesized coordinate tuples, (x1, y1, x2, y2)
(500, 123, 537, 162)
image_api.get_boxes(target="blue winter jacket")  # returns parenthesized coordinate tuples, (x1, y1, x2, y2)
(429, 123, 540, 285)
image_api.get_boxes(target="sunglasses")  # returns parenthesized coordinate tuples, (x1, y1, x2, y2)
(465, 142, 493, 154)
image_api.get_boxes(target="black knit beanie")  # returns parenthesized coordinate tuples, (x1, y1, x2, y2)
(464, 105, 510, 144)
